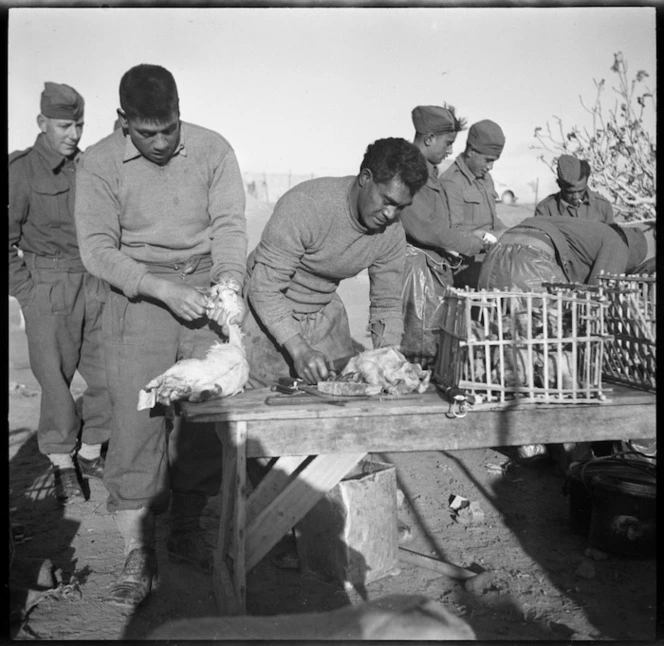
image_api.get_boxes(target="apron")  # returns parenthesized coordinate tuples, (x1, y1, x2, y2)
(243, 293, 355, 387)
(400, 244, 455, 369)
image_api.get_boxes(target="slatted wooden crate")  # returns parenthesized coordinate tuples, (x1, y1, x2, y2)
(597, 272, 656, 392)
(435, 288, 609, 404)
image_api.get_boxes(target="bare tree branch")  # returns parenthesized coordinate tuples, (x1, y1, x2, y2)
(532, 51, 656, 226)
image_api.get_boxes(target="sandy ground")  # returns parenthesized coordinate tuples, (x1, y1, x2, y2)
(7, 202, 659, 641)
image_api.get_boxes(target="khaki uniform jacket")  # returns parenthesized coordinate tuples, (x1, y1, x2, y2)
(440, 154, 507, 232)
(399, 161, 484, 264)
(534, 189, 614, 223)
(9, 134, 82, 307)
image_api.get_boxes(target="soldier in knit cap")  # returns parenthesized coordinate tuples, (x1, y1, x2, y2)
(440, 119, 508, 287)
(534, 154, 614, 223)
(9, 83, 111, 503)
(399, 105, 496, 367)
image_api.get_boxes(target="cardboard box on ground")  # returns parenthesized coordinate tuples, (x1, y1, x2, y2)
(296, 458, 398, 588)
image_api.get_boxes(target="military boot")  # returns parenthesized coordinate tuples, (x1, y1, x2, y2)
(109, 508, 157, 607)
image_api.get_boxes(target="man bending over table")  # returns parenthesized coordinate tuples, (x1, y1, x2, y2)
(243, 137, 428, 387)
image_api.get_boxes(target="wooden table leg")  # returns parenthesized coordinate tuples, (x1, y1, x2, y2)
(214, 441, 365, 615)
(245, 452, 366, 571)
(213, 420, 247, 615)
(246, 455, 312, 526)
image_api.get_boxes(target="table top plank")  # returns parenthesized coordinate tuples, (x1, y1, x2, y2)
(241, 400, 654, 457)
(187, 385, 654, 458)
(183, 384, 654, 424)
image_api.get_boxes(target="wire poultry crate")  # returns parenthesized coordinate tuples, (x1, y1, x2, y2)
(435, 287, 609, 404)
(596, 272, 656, 392)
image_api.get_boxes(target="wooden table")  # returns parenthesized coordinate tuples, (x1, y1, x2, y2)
(181, 385, 655, 615)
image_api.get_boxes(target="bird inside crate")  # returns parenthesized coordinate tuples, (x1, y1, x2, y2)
(469, 311, 578, 391)
(482, 345, 577, 390)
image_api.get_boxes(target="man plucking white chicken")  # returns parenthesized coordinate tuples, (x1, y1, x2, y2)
(74, 64, 247, 607)
(244, 137, 428, 387)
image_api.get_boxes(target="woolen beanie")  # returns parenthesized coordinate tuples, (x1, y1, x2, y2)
(466, 120, 505, 156)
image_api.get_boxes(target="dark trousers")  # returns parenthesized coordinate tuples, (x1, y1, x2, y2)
(102, 269, 224, 514)
(453, 255, 485, 290)
(21, 254, 111, 455)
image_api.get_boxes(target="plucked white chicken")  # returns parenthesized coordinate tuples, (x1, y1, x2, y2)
(137, 283, 249, 410)
(341, 347, 431, 395)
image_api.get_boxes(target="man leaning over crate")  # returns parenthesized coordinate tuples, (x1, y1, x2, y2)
(477, 216, 649, 466)
(9, 82, 111, 504)
(477, 216, 648, 292)
(74, 64, 247, 607)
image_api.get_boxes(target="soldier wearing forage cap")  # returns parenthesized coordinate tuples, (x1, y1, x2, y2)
(440, 118, 507, 287)
(399, 105, 496, 367)
(9, 83, 111, 504)
(534, 154, 614, 223)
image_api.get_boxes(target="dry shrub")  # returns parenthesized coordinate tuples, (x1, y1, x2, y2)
(534, 52, 656, 228)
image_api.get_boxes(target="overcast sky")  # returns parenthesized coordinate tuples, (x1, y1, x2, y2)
(7, 6, 656, 199)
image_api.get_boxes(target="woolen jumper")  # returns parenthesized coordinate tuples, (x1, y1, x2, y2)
(248, 176, 406, 348)
(534, 189, 614, 223)
(74, 122, 247, 297)
(400, 161, 484, 262)
(440, 154, 507, 232)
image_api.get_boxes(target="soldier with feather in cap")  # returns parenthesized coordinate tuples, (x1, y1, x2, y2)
(399, 105, 496, 367)
(9, 83, 111, 504)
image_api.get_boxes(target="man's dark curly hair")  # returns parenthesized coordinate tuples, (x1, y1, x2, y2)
(119, 64, 179, 122)
(360, 138, 428, 195)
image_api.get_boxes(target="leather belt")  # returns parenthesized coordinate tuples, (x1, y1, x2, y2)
(144, 254, 212, 279)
